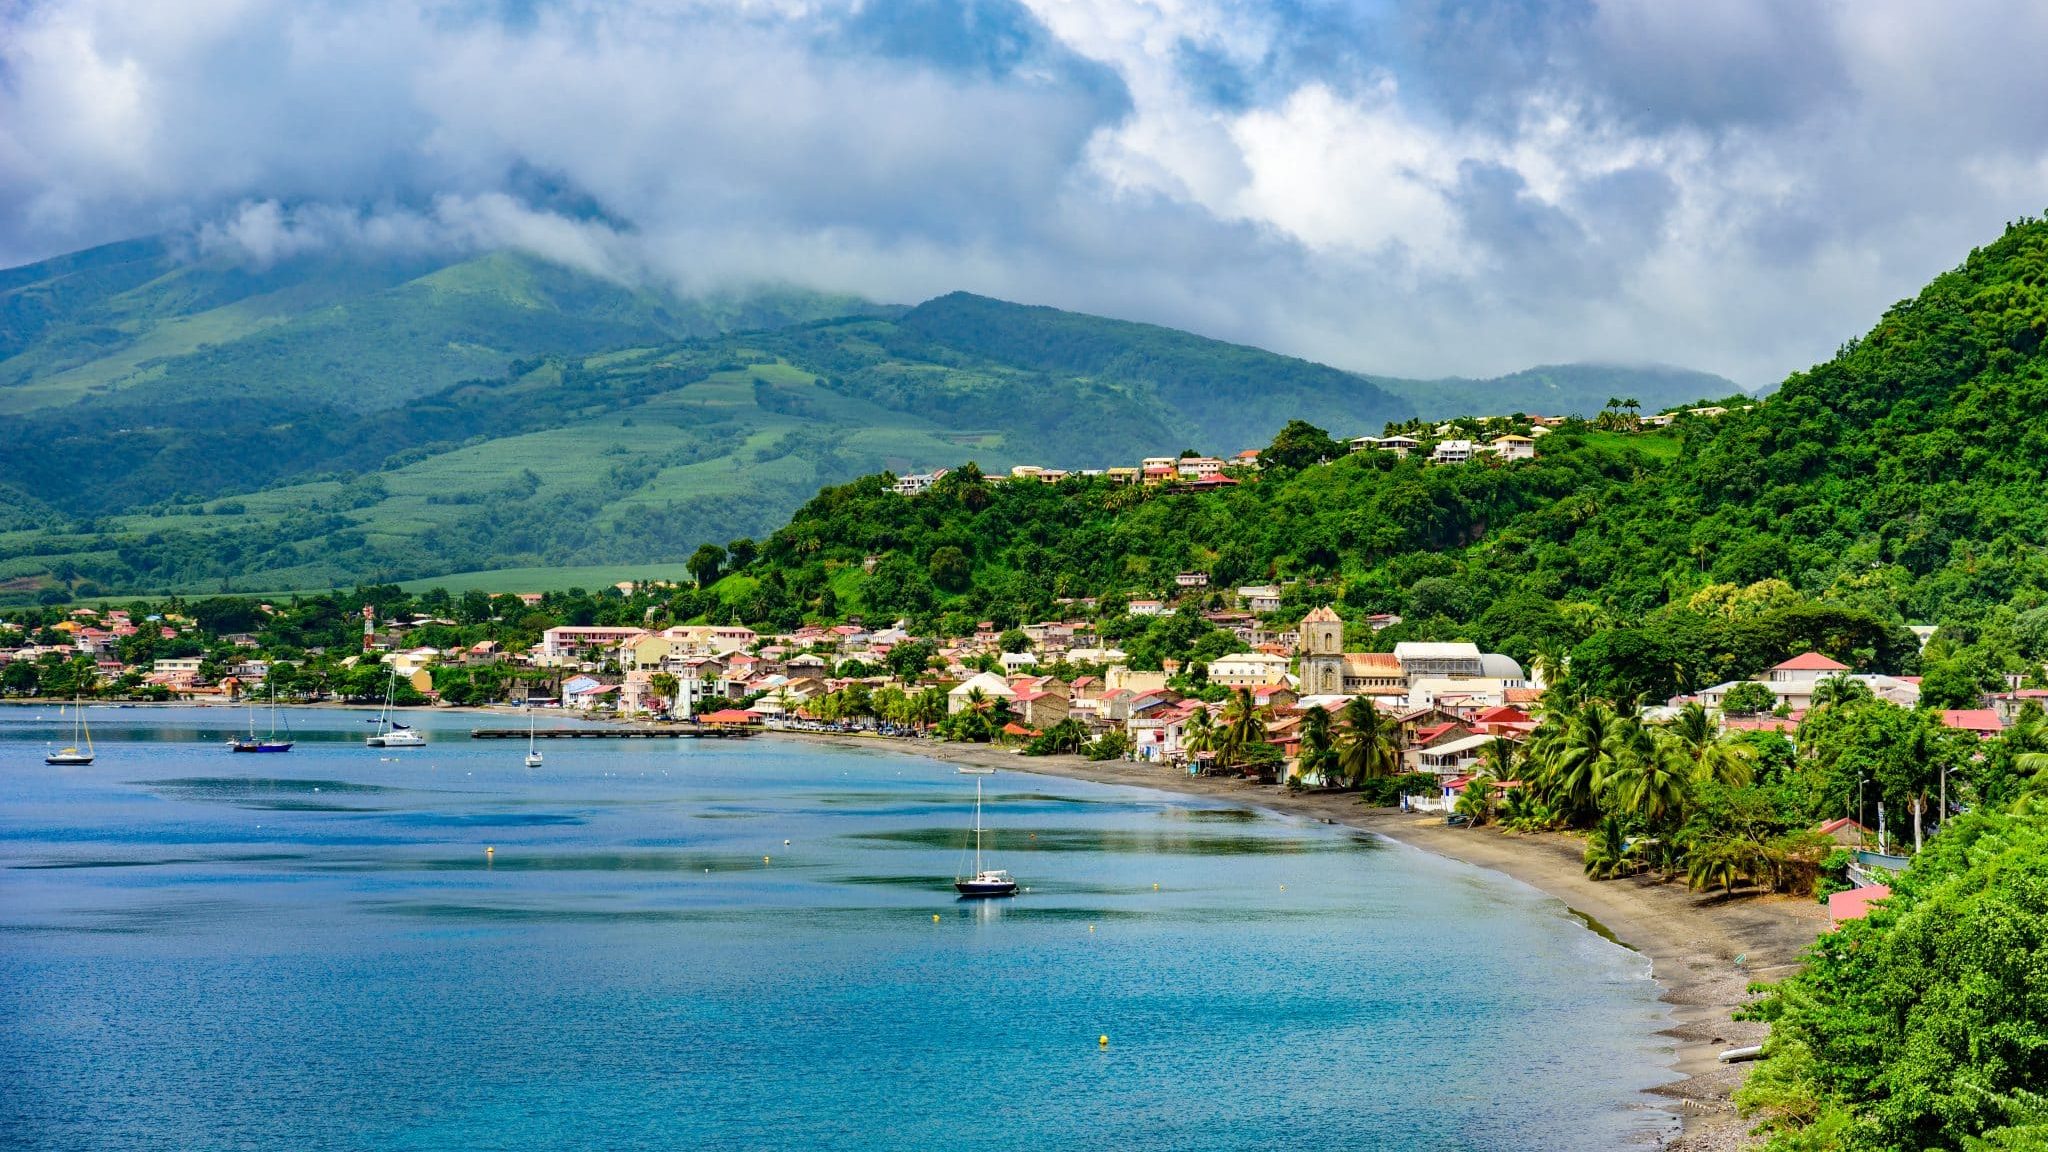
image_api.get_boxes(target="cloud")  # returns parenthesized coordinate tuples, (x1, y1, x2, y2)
(5, 0, 2048, 386)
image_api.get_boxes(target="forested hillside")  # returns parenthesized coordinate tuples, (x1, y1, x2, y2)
(710, 217, 2048, 706)
(0, 239, 1736, 599)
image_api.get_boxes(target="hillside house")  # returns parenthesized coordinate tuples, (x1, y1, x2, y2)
(1237, 585, 1283, 613)
(1489, 435, 1536, 460)
(947, 671, 1016, 714)
(1431, 439, 1476, 464)
(1208, 652, 1292, 687)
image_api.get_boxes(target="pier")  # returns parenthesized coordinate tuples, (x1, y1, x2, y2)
(468, 725, 755, 740)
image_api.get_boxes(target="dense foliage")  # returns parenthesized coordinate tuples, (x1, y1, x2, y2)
(1738, 793, 2048, 1151)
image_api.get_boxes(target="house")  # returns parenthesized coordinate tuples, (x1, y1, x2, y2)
(1231, 449, 1261, 469)
(1341, 652, 1406, 695)
(1768, 652, 1849, 686)
(1176, 571, 1209, 589)
(541, 626, 649, 661)
(1176, 457, 1225, 478)
(1488, 435, 1536, 461)
(1011, 688, 1070, 728)
(1237, 585, 1283, 614)
(1431, 439, 1475, 463)
(1347, 436, 1379, 452)
(1393, 642, 1486, 679)
(1374, 435, 1420, 457)
(1816, 817, 1869, 847)
(1128, 599, 1166, 617)
(1105, 666, 1168, 694)
(1105, 466, 1140, 484)
(1208, 652, 1292, 688)
(1141, 464, 1177, 485)
(1939, 709, 2004, 738)
(947, 671, 1017, 714)
(893, 470, 948, 495)
(1406, 732, 1498, 777)
(999, 651, 1039, 673)
(152, 657, 204, 677)
(1828, 884, 1890, 926)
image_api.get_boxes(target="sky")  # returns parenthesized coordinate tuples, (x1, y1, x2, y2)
(5, 0, 2048, 386)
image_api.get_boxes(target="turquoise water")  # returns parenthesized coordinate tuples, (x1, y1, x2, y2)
(0, 706, 1677, 1150)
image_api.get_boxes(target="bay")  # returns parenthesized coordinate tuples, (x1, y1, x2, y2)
(0, 705, 1676, 1150)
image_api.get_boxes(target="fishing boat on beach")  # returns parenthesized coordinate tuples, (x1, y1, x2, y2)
(954, 767, 1018, 898)
(46, 697, 94, 765)
(228, 682, 293, 753)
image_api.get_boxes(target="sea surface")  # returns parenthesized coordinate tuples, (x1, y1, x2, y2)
(0, 705, 1677, 1151)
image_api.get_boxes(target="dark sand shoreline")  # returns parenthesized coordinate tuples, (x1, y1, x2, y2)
(771, 729, 1828, 1151)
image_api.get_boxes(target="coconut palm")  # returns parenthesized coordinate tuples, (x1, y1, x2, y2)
(1582, 815, 1637, 880)
(1538, 700, 1618, 819)
(1668, 701, 1753, 789)
(1452, 778, 1495, 825)
(1187, 705, 1212, 766)
(1337, 696, 1400, 787)
(1219, 687, 1268, 767)
(1601, 733, 1692, 829)
(1297, 705, 1337, 785)
(910, 686, 947, 730)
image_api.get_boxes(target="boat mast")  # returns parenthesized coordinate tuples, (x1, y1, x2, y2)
(974, 774, 984, 873)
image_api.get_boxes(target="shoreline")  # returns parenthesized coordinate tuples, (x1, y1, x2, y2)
(772, 729, 1827, 1152)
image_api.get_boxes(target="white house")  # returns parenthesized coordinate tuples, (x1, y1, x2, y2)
(1431, 439, 1476, 464)
(1236, 585, 1283, 613)
(1489, 435, 1536, 461)
(947, 671, 1016, 714)
(1207, 652, 1292, 687)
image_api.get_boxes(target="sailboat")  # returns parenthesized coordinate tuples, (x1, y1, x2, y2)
(46, 697, 95, 765)
(365, 666, 426, 748)
(953, 767, 1018, 898)
(228, 681, 293, 753)
(523, 704, 543, 768)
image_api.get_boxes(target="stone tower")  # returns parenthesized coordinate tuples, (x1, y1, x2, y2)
(1297, 606, 1345, 695)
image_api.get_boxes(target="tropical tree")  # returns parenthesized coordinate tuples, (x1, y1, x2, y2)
(1296, 705, 1338, 785)
(1182, 705, 1218, 768)
(1218, 687, 1267, 767)
(647, 671, 679, 714)
(1668, 701, 1754, 789)
(1337, 696, 1400, 787)
(1582, 815, 1638, 880)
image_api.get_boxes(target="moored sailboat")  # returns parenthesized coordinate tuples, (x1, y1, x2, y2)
(228, 682, 294, 753)
(46, 697, 95, 765)
(523, 704, 543, 768)
(953, 767, 1018, 898)
(366, 666, 427, 748)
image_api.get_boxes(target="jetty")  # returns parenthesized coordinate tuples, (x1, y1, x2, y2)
(469, 725, 755, 740)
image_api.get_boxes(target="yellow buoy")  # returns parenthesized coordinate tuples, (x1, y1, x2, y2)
(932, 914, 941, 922)
(485, 846, 494, 856)
(1152, 883, 1159, 890)
(1088, 924, 1095, 933)
(763, 856, 771, 864)
(1099, 1035, 1109, 1047)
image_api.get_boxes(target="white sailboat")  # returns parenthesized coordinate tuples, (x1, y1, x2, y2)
(46, 697, 94, 765)
(953, 767, 1018, 897)
(524, 704, 543, 767)
(365, 666, 426, 748)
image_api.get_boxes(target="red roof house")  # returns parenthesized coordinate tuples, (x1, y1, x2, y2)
(1828, 884, 1890, 926)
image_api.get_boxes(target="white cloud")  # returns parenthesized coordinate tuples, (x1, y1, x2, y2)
(5, 0, 2048, 387)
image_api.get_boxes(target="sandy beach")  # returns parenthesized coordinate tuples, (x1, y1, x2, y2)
(773, 729, 1829, 1151)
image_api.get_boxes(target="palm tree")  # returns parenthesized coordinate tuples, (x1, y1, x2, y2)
(648, 671, 680, 715)
(1297, 705, 1337, 785)
(910, 687, 947, 730)
(1452, 778, 1495, 825)
(1601, 732, 1692, 829)
(1668, 701, 1753, 789)
(1582, 815, 1637, 880)
(1218, 688, 1267, 767)
(1539, 700, 1617, 819)
(1182, 705, 1217, 768)
(1337, 697, 1400, 787)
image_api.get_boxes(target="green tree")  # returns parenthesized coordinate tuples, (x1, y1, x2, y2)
(1261, 419, 1344, 471)
(687, 544, 726, 589)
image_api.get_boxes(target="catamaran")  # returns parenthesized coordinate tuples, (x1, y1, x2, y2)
(953, 766, 1018, 898)
(523, 704, 543, 768)
(365, 667, 426, 748)
(46, 697, 94, 765)
(228, 681, 293, 753)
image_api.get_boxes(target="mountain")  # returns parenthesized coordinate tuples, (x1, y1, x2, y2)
(0, 236, 1736, 600)
(1369, 362, 1745, 420)
(710, 215, 2048, 696)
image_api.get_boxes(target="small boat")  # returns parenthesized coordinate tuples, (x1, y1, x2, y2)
(954, 767, 1018, 898)
(46, 697, 95, 765)
(523, 705, 543, 768)
(228, 682, 293, 753)
(366, 667, 427, 748)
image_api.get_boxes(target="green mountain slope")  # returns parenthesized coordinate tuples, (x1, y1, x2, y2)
(1370, 362, 1745, 420)
(0, 235, 1744, 599)
(703, 215, 2048, 699)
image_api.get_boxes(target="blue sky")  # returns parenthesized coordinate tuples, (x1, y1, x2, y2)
(6, 0, 2048, 385)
